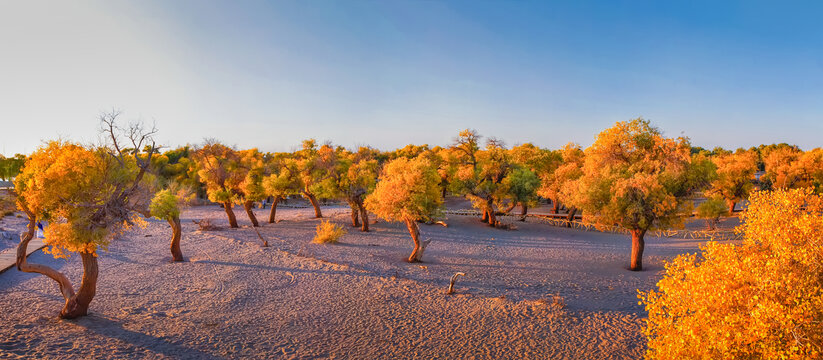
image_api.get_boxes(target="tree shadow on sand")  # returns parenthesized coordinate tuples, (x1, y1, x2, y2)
(74, 315, 221, 359)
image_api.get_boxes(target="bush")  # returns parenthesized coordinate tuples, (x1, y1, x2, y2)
(313, 220, 346, 244)
(695, 197, 728, 230)
(640, 189, 823, 359)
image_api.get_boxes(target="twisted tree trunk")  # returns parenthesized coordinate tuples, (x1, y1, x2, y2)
(481, 209, 489, 223)
(349, 201, 360, 227)
(60, 252, 98, 319)
(16, 217, 75, 302)
(268, 196, 281, 223)
(552, 200, 560, 214)
(302, 189, 322, 218)
(223, 201, 238, 228)
(565, 207, 578, 228)
(357, 202, 369, 232)
(727, 200, 736, 214)
(630, 228, 646, 271)
(404, 218, 422, 262)
(519, 203, 528, 221)
(243, 201, 259, 227)
(485, 198, 497, 227)
(168, 216, 183, 262)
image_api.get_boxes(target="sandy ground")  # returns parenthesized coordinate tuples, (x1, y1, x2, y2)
(0, 205, 715, 359)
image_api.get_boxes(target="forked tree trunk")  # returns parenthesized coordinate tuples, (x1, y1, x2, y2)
(60, 252, 98, 319)
(358, 202, 369, 232)
(303, 190, 322, 218)
(224, 201, 238, 228)
(243, 201, 259, 227)
(630, 229, 646, 271)
(519, 203, 528, 221)
(404, 218, 422, 262)
(16, 216, 76, 305)
(727, 200, 736, 214)
(565, 207, 577, 228)
(168, 216, 183, 262)
(349, 201, 360, 227)
(268, 196, 282, 223)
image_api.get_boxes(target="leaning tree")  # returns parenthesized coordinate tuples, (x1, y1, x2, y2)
(261, 152, 301, 223)
(14, 113, 156, 318)
(193, 141, 247, 228)
(293, 139, 338, 218)
(566, 118, 700, 271)
(365, 156, 442, 262)
(149, 184, 194, 262)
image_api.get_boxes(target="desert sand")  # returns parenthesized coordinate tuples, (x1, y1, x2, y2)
(0, 205, 714, 359)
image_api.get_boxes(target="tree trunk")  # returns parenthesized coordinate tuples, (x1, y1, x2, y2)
(224, 201, 238, 228)
(519, 203, 528, 221)
(630, 229, 646, 271)
(268, 196, 281, 223)
(243, 201, 259, 227)
(303, 190, 322, 218)
(404, 218, 422, 262)
(349, 201, 360, 227)
(481, 209, 489, 223)
(60, 252, 98, 319)
(565, 207, 577, 228)
(168, 216, 183, 262)
(552, 200, 560, 214)
(358, 202, 369, 232)
(16, 216, 76, 301)
(486, 199, 497, 227)
(727, 200, 736, 214)
(501, 201, 517, 214)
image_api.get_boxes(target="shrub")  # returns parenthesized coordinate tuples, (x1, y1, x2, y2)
(695, 197, 729, 230)
(313, 220, 346, 244)
(640, 188, 823, 359)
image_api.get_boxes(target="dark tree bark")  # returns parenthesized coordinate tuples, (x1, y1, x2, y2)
(501, 201, 517, 214)
(727, 200, 736, 214)
(243, 201, 259, 227)
(485, 198, 497, 227)
(268, 196, 281, 223)
(168, 216, 183, 262)
(302, 189, 322, 218)
(358, 202, 369, 232)
(552, 200, 560, 214)
(630, 228, 647, 271)
(349, 201, 361, 227)
(404, 218, 422, 263)
(565, 207, 578, 228)
(224, 201, 238, 228)
(519, 203, 528, 221)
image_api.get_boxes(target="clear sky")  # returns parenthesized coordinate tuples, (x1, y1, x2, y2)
(1, 0, 821, 156)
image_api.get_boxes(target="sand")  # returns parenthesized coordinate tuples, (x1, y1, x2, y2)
(0, 204, 714, 359)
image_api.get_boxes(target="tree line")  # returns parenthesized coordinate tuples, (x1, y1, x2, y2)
(10, 114, 823, 321)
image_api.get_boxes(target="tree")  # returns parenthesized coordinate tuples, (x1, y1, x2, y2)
(566, 118, 696, 271)
(293, 139, 337, 218)
(640, 188, 823, 358)
(538, 143, 584, 220)
(323, 147, 379, 232)
(238, 149, 265, 227)
(193, 141, 247, 228)
(262, 153, 301, 223)
(448, 130, 514, 227)
(709, 150, 758, 214)
(365, 156, 443, 262)
(14, 113, 156, 318)
(149, 185, 194, 262)
(508, 143, 557, 218)
(0, 153, 25, 181)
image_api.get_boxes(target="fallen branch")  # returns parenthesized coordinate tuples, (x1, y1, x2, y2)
(253, 227, 268, 247)
(447, 272, 466, 295)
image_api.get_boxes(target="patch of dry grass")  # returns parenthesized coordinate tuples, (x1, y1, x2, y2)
(313, 220, 346, 244)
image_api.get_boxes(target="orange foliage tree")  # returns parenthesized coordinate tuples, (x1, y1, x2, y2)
(566, 118, 698, 271)
(14, 114, 156, 318)
(708, 150, 758, 214)
(537, 143, 584, 221)
(193, 141, 247, 228)
(365, 156, 442, 262)
(640, 188, 823, 358)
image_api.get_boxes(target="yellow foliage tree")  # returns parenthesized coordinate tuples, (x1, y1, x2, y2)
(14, 113, 157, 318)
(193, 141, 247, 228)
(709, 150, 758, 214)
(566, 118, 697, 271)
(365, 157, 442, 262)
(640, 188, 823, 359)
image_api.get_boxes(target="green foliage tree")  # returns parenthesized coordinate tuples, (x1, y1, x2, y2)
(150, 189, 184, 261)
(695, 197, 728, 230)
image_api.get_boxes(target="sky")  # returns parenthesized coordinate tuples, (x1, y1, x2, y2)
(1, 0, 822, 156)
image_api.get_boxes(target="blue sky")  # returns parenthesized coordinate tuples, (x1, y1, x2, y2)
(1, 0, 821, 155)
